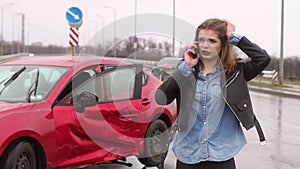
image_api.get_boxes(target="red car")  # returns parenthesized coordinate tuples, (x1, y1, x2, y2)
(0, 56, 177, 169)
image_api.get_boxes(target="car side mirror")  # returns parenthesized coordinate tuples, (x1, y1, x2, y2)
(74, 92, 98, 113)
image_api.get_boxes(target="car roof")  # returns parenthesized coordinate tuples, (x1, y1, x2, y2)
(0, 56, 129, 67)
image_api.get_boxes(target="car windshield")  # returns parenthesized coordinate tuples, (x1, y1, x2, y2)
(0, 65, 68, 102)
(157, 58, 181, 67)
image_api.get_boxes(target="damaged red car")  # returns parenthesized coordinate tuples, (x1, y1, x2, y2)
(0, 56, 177, 169)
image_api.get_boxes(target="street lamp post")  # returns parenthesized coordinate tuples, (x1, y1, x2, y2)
(134, 0, 137, 59)
(95, 14, 105, 56)
(1, 3, 13, 55)
(172, 0, 175, 57)
(94, 15, 99, 55)
(12, 14, 16, 54)
(104, 5, 116, 57)
(20, 14, 25, 53)
(279, 0, 285, 85)
(12, 12, 23, 54)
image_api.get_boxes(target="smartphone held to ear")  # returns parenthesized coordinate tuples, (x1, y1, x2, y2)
(192, 45, 200, 59)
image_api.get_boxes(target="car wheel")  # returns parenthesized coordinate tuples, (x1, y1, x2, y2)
(138, 119, 170, 167)
(1, 141, 37, 169)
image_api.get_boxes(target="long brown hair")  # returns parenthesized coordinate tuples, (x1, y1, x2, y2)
(193, 18, 236, 75)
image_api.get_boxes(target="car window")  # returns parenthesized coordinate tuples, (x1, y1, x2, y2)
(70, 65, 141, 104)
(99, 67, 136, 102)
(142, 72, 149, 85)
(47, 70, 64, 84)
(102, 64, 117, 70)
(56, 69, 96, 104)
(0, 65, 68, 102)
(73, 76, 97, 97)
(71, 69, 96, 90)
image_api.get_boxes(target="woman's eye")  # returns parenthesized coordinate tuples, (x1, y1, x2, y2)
(209, 39, 217, 43)
(198, 38, 206, 43)
(198, 38, 217, 44)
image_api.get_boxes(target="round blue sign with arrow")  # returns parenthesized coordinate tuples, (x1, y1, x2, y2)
(66, 7, 83, 24)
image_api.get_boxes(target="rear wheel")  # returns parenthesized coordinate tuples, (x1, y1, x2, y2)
(0, 141, 37, 169)
(138, 119, 170, 167)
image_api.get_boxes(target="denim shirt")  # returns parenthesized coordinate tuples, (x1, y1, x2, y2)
(172, 61, 246, 164)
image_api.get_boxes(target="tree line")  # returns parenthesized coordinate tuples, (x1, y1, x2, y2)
(1, 36, 299, 81)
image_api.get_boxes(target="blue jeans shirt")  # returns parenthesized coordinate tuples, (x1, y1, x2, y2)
(172, 61, 246, 164)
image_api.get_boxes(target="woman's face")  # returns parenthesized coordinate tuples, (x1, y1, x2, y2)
(197, 29, 222, 61)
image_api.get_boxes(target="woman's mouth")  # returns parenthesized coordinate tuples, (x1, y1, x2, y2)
(201, 50, 210, 56)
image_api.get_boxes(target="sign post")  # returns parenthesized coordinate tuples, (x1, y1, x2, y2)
(69, 27, 79, 56)
(66, 7, 83, 56)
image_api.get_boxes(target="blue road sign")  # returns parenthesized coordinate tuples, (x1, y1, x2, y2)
(66, 7, 83, 24)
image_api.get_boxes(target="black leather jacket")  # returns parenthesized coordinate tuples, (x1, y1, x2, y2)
(155, 36, 271, 144)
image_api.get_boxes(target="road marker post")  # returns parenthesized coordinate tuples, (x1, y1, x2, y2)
(66, 7, 83, 56)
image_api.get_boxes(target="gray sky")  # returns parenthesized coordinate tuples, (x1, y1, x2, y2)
(1, 0, 299, 57)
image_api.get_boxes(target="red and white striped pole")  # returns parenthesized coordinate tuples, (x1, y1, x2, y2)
(69, 27, 79, 56)
(66, 7, 83, 56)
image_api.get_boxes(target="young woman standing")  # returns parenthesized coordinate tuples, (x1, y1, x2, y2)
(155, 18, 271, 169)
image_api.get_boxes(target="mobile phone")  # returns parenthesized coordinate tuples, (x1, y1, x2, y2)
(192, 45, 200, 59)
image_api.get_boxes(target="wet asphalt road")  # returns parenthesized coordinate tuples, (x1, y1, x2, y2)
(85, 91, 300, 169)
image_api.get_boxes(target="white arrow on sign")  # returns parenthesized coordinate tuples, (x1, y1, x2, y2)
(67, 10, 80, 20)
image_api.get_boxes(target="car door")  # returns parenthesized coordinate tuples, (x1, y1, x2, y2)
(52, 64, 143, 166)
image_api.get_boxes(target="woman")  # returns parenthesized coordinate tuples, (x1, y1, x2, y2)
(155, 18, 271, 169)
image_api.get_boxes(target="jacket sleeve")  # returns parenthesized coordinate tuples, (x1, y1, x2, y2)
(237, 36, 271, 81)
(155, 70, 184, 105)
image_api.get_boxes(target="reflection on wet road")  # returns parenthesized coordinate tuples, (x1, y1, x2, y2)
(236, 91, 300, 169)
(85, 91, 300, 169)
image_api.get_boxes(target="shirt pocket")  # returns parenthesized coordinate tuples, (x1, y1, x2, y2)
(211, 82, 224, 100)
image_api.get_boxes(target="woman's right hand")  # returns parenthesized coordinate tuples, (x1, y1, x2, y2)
(184, 43, 200, 67)
(224, 19, 236, 38)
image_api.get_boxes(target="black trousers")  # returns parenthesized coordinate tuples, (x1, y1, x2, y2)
(176, 158, 236, 169)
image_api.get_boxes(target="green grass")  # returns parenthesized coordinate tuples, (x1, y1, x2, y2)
(249, 77, 294, 88)
(248, 80, 287, 88)
(284, 79, 300, 85)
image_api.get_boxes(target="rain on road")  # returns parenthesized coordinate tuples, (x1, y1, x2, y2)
(85, 91, 300, 169)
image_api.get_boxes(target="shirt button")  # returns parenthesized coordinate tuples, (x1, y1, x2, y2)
(243, 104, 247, 108)
(203, 105, 206, 109)
(203, 121, 207, 125)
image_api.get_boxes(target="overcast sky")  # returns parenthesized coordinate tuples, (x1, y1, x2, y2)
(1, 0, 299, 57)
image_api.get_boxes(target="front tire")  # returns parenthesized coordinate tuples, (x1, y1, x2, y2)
(1, 141, 37, 169)
(138, 119, 170, 167)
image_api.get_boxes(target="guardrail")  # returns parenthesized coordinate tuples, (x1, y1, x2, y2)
(121, 58, 157, 65)
(0, 53, 29, 62)
(119, 58, 157, 68)
(261, 70, 278, 84)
